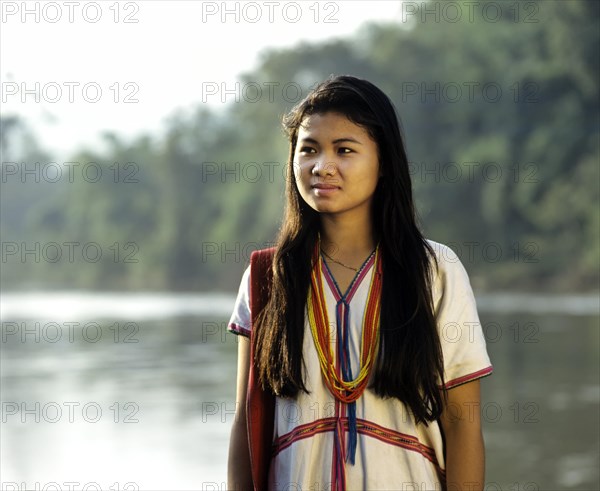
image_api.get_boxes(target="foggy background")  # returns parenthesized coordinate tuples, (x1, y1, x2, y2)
(1, 1, 598, 489)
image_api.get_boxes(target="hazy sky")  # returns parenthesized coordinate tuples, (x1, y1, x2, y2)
(1, 1, 408, 159)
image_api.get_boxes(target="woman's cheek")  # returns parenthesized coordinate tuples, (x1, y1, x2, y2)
(290, 157, 299, 180)
(293, 159, 309, 184)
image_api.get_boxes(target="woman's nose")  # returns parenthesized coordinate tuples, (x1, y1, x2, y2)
(311, 158, 337, 176)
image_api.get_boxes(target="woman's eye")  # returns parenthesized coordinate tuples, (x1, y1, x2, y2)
(339, 147, 353, 154)
(299, 146, 315, 154)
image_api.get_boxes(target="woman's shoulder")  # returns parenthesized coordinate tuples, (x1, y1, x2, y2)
(425, 239, 462, 268)
(424, 239, 473, 297)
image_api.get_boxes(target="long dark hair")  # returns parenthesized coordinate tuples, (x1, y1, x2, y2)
(253, 75, 445, 425)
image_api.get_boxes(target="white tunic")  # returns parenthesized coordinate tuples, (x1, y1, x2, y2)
(228, 240, 493, 491)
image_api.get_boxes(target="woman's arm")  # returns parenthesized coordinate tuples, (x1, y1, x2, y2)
(439, 379, 485, 490)
(227, 335, 253, 491)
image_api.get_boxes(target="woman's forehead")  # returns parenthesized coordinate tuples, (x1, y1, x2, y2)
(298, 112, 368, 137)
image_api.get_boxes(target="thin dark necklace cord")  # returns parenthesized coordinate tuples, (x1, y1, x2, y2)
(320, 248, 359, 272)
(319, 246, 378, 273)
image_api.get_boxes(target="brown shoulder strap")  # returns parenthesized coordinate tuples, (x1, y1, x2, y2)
(247, 247, 276, 491)
(249, 247, 275, 323)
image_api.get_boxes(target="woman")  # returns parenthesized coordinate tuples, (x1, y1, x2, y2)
(227, 75, 493, 490)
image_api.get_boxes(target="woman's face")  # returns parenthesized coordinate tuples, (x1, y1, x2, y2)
(293, 111, 381, 219)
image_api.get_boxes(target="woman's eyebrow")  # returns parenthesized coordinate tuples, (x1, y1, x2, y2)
(298, 136, 363, 145)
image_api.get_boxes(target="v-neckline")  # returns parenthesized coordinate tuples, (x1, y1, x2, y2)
(320, 249, 376, 302)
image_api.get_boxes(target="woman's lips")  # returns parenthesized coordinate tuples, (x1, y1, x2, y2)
(312, 183, 340, 195)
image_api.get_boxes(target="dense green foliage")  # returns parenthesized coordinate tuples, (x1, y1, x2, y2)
(1, 0, 598, 292)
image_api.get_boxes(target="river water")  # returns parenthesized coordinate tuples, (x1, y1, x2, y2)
(1, 292, 598, 490)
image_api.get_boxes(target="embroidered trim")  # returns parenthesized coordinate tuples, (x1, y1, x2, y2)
(272, 416, 444, 475)
(227, 322, 250, 337)
(444, 365, 493, 389)
(321, 249, 376, 302)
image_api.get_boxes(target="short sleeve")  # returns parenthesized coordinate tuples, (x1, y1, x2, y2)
(227, 265, 252, 338)
(428, 240, 493, 389)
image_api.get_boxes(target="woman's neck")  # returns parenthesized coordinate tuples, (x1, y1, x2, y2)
(319, 212, 377, 260)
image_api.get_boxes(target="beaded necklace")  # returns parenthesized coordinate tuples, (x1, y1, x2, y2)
(307, 237, 383, 467)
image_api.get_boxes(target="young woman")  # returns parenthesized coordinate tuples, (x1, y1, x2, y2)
(227, 75, 493, 491)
